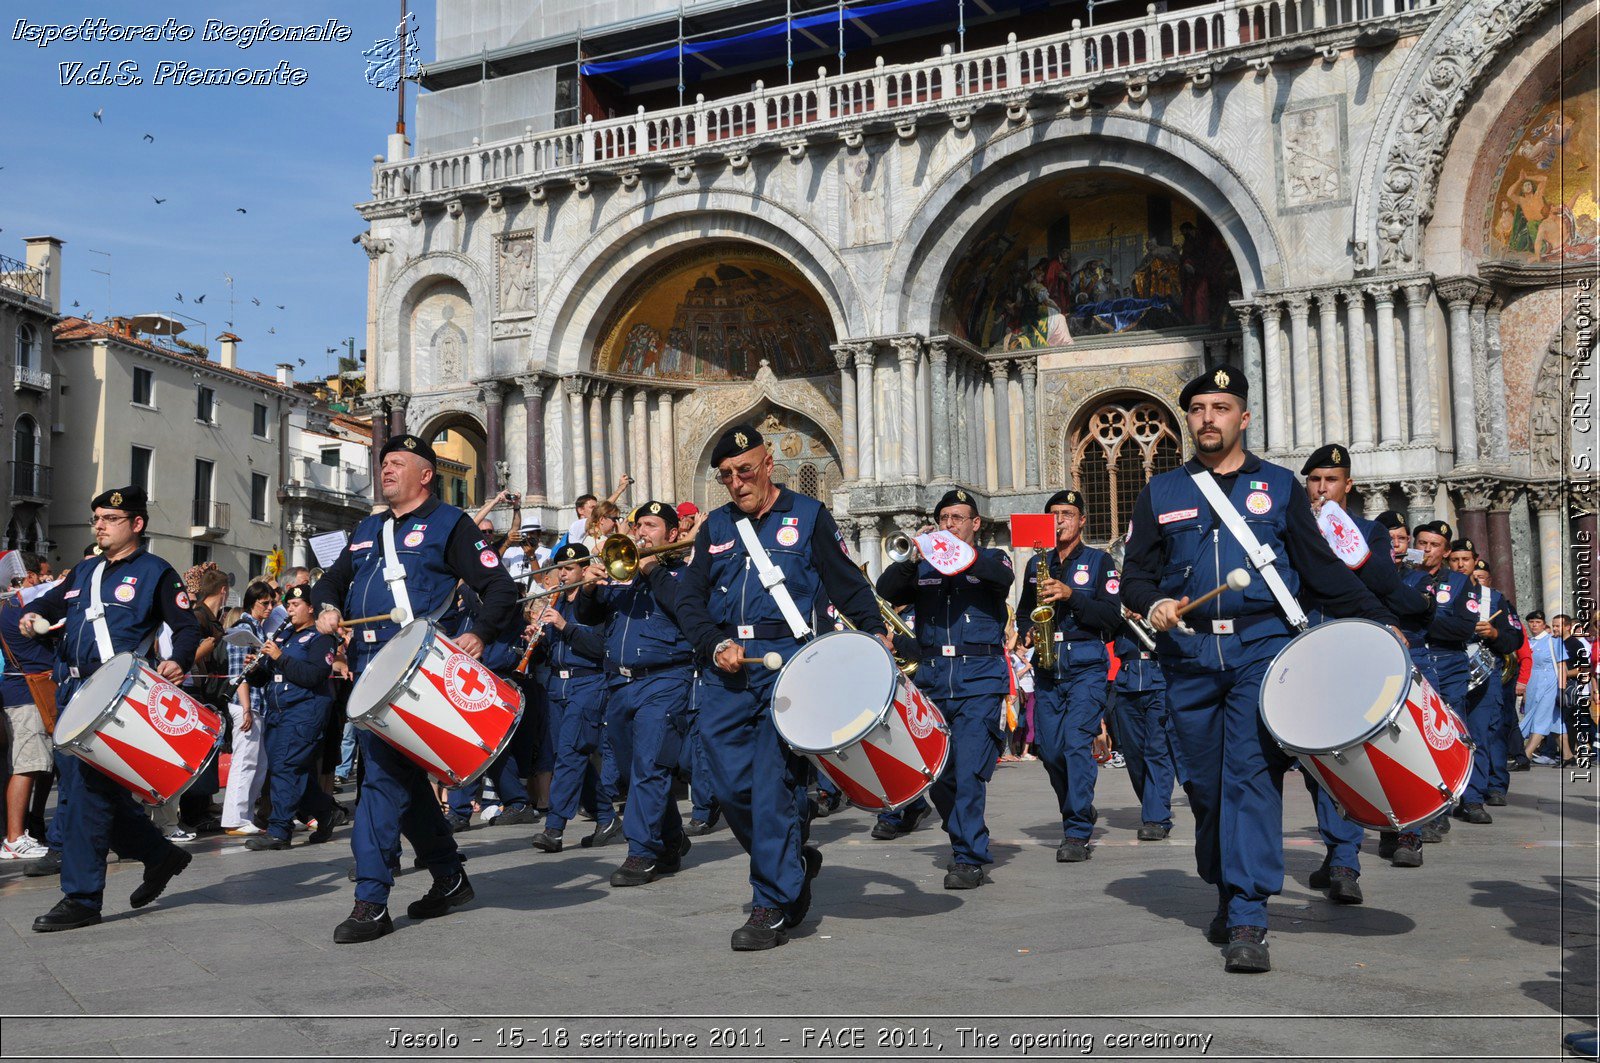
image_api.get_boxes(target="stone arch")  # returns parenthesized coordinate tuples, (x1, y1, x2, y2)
(1421, 1, 1593, 275)
(376, 251, 493, 394)
(415, 407, 490, 510)
(1351, 0, 1564, 272)
(884, 113, 1285, 336)
(532, 194, 867, 377)
(687, 399, 844, 510)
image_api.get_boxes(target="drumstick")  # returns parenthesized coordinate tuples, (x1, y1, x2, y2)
(1174, 568, 1253, 618)
(30, 617, 64, 635)
(341, 607, 408, 627)
(740, 652, 784, 670)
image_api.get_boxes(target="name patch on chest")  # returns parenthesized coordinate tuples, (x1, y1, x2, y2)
(1158, 508, 1199, 524)
(352, 540, 374, 552)
(708, 540, 735, 554)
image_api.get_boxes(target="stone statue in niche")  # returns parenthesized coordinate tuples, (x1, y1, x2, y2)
(1280, 105, 1341, 207)
(842, 153, 887, 247)
(433, 305, 467, 381)
(499, 235, 537, 313)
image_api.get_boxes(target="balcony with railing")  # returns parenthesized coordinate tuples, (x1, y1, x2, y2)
(370, 0, 1441, 204)
(9, 461, 51, 502)
(288, 458, 374, 503)
(191, 499, 230, 539)
(0, 253, 44, 300)
(12, 363, 51, 392)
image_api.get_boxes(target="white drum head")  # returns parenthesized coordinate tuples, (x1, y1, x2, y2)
(1260, 618, 1410, 753)
(55, 654, 137, 743)
(347, 621, 431, 722)
(771, 630, 898, 753)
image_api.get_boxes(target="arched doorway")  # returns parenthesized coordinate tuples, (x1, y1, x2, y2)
(1067, 393, 1184, 545)
(694, 406, 842, 511)
(421, 413, 488, 512)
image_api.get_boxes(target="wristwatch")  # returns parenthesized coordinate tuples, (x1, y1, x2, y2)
(714, 638, 736, 656)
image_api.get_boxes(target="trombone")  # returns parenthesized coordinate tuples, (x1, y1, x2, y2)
(1107, 535, 1158, 653)
(517, 533, 695, 602)
(843, 562, 920, 676)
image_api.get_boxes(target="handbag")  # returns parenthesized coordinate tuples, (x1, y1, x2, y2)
(0, 625, 57, 733)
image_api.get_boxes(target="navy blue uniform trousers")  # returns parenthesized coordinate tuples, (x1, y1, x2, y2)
(58, 756, 175, 910)
(606, 669, 691, 861)
(351, 729, 463, 905)
(264, 705, 338, 841)
(926, 693, 1002, 866)
(1033, 662, 1108, 840)
(1108, 687, 1184, 830)
(545, 675, 617, 833)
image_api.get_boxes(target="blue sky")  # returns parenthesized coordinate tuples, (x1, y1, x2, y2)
(2, 2, 430, 377)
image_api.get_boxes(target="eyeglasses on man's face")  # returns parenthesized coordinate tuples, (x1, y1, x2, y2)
(715, 462, 762, 485)
(90, 515, 131, 527)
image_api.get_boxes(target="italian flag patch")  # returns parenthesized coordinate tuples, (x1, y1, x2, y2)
(1250, 480, 1269, 491)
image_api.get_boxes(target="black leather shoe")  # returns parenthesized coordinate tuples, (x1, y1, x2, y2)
(1456, 803, 1492, 824)
(580, 818, 622, 848)
(1377, 831, 1398, 859)
(24, 849, 61, 877)
(333, 900, 394, 944)
(943, 863, 984, 889)
(494, 804, 539, 826)
(1507, 757, 1530, 772)
(529, 829, 564, 853)
(1432, 813, 1452, 835)
(899, 803, 929, 834)
(870, 820, 899, 841)
(306, 815, 335, 845)
(731, 906, 787, 951)
(444, 813, 472, 833)
(1391, 834, 1423, 867)
(1419, 822, 1443, 844)
(1223, 926, 1271, 973)
(1324, 866, 1364, 905)
(609, 855, 659, 887)
(32, 899, 102, 933)
(130, 846, 192, 909)
(656, 835, 691, 875)
(1056, 838, 1091, 863)
(244, 834, 291, 851)
(407, 870, 474, 920)
(1136, 822, 1170, 841)
(683, 819, 717, 837)
(1484, 790, 1507, 807)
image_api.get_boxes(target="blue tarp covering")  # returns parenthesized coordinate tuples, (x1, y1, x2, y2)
(581, 0, 1041, 84)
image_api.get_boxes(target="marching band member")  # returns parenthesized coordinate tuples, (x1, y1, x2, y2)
(243, 585, 341, 851)
(1015, 489, 1123, 864)
(1387, 519, 1478, 864)
(530, 543, 622, 853)
(1376, 510, 1410, 566)
(311, 434, 519, 944)
(1107, 614, 1187, 843)
(1300, 444, 1433, 903)
(1446, 541, 1524, 822)
(1120, 367, 1396, 973)
(575, 500, 696, 887)
(876, 489, 1015, 889)
(19, 486, 201, 932)
(673, 424, 888, 951)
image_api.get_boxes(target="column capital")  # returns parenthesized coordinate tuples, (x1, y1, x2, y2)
(831, 340, 874, 369)
(480, 380, 506, 405)
(1017, 355, 1039, 382)
(1526, 480, 1568, 511)
(987, 358, 1012, 380)
(387, 393, 410, 410)
(927, 338, 949, 367)
(1283, 293, 1311, 318)
(1397, 278, 1434, 306)
(562, 375, 587, 396)
(1434, 275, 1491, 307)
(514, 372, 550, 393)
(1231, 300, 1258, 327)
(1401, 478, 1437, 503)
(892, 512, 924, 535)
(1449, 476, 1497, 512)
(1487, 482, 1522, 513)
(889, 336, 923, 363)
(1362, 281, 1397, 305)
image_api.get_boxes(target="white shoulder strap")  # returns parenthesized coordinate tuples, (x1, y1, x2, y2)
(85, 560, 115, 661)
(734, 517, 812, 640)
(380, 515, 415, 623)
(1189, 469, 1308, 630)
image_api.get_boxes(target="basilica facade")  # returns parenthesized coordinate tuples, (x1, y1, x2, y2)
(355, 0, 1596, 611)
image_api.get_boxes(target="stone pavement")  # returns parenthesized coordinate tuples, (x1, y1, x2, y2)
(1, 758, 1594, 1062)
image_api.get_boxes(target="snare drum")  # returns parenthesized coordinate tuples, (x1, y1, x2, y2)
(54, 654, 223, 806)
(1259, 619, 1473, 831)
(346, 621, 523, 788)
(771, 630, 950, 811)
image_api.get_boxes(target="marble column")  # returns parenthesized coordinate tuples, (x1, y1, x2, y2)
(388, 393, 409, 438)
(607, 387, 627, 488)
(1453, 478, 1492, 557)
(929, 341, 951, 480)
(566, 378, 589, 498)
(1234, 305, 1265, 438)
(1400, 280, 1433, 444)
(981, 370, 998, 490)
(368, 394, 390, 488)
(894, 337, 921, 481)
(1286, 295, 1315, 449)
(953, 360, 968, 483)
(832, 346, 859, 480)
(917, 349, 932, 481)
(1573, 482, 1598, 618)
(852, 344, 877, 483)
(1261, 301, 1288, 452)
(1487, 483, 1519, 609)
(1367, 284, 1402, 445)
(1484, 298, 1510, 465)
(859, 517, 882, 580)
(587, 387, 608, 491)
(659, 392, 677, 499)
(1403, 479, 1437, 525)
(1436, 277, 1481, 466)
(1019, 357, 1040, 488)
(1342, 289, 1374, 448)
(1316, 291, 1344, 444)
(482, 381, 505, 490)
(1529, 481, 1567, 613)
(964, 360, 978, 485)
(631, 390, 651, 500)
(990, 360, 1014, 491)
(516, 374, 547, 504)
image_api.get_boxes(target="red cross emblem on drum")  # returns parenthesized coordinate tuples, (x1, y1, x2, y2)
(147, 683, 198, 736)
(905, 693, 936, 739)
(443, 653, 496, 713)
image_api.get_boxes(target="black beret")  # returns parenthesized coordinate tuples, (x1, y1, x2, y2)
(1474, 559, 1491, 573)
(711, 424, 765, 466)
(1045, 489, 1085, 513)
(1374, 510, 1407, 531)
(1412, 520, 1452, 541)
(283, 585, 312, 603)
(934, 488, 979, 519)
(553, 542, 590, 564)
(1525, 609, 1545, 622)
(1450, 538, 1478, 555)
(1300, 443, 1352, 476)
(633, 500, 680, 529)
(1178, 364, 1248, 410)
(380, 433, 437, 467)
(92, 485, 147, 514)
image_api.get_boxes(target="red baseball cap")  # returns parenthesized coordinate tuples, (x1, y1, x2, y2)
(676, 502, 700, 518)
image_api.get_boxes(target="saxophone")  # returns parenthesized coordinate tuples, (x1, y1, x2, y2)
(1030, 546, 1058, 671)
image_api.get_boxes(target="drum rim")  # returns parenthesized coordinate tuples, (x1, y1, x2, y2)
(54, 653, 140, 746)
(346, 621, 435, 724)
(1260, 618, 1414, 755)
(770, 629, 899, 754)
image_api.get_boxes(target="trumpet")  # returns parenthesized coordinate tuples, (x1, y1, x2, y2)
(843, 562, 919, 676)
(883, 531, 918, 564)
(1107, 535, 1158, 653)
(519, 532, 695, 602)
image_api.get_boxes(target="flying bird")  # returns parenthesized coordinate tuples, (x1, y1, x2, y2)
(152, 196, 166, 204)
(251, 297, 260, 306)
(267, 327, 276, 334)
(71, 300, 80, 308)
(175, 293, 183, 302)
(194, 294, 205, 304)
(142, 133, 154, 142)
(92, 108, 103, 122)
(325, 347, 338, 354)
(297, 358, 306, 366)
(275, 305, 285, 310)
(235, 208, 247, 214)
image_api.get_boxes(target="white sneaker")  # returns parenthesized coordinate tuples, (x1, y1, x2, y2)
(1530, 754, 1559, 766)
(165, 826, 197, 841)
(224, 823, 264, 836)
(478, 803, 502, 824)
(0, 833, 48, 859)
(1110, 752, 1127, 769)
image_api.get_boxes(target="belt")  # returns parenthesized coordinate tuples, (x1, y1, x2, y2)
(725, 622, 793, 640)
(556, 666, 601, 680)
(1425, 640, 1467, 651)
(934, 642, 1005, 658)
(606, 658, 693, 680)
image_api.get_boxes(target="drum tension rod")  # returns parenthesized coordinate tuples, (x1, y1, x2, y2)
(1331, 750, 1348, 764)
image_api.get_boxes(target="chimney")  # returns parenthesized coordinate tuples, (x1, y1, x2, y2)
(275, 362, 294, 386)
(217, 332, 241, 370)
(22, 236, 63, 313)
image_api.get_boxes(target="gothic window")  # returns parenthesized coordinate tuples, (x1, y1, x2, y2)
(796, 462, 820, 499)
(1069, 396, 1182, 544)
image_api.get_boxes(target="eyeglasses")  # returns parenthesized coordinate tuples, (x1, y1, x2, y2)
(90, 515, 130, 527)
(715, 463, 762, 485)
